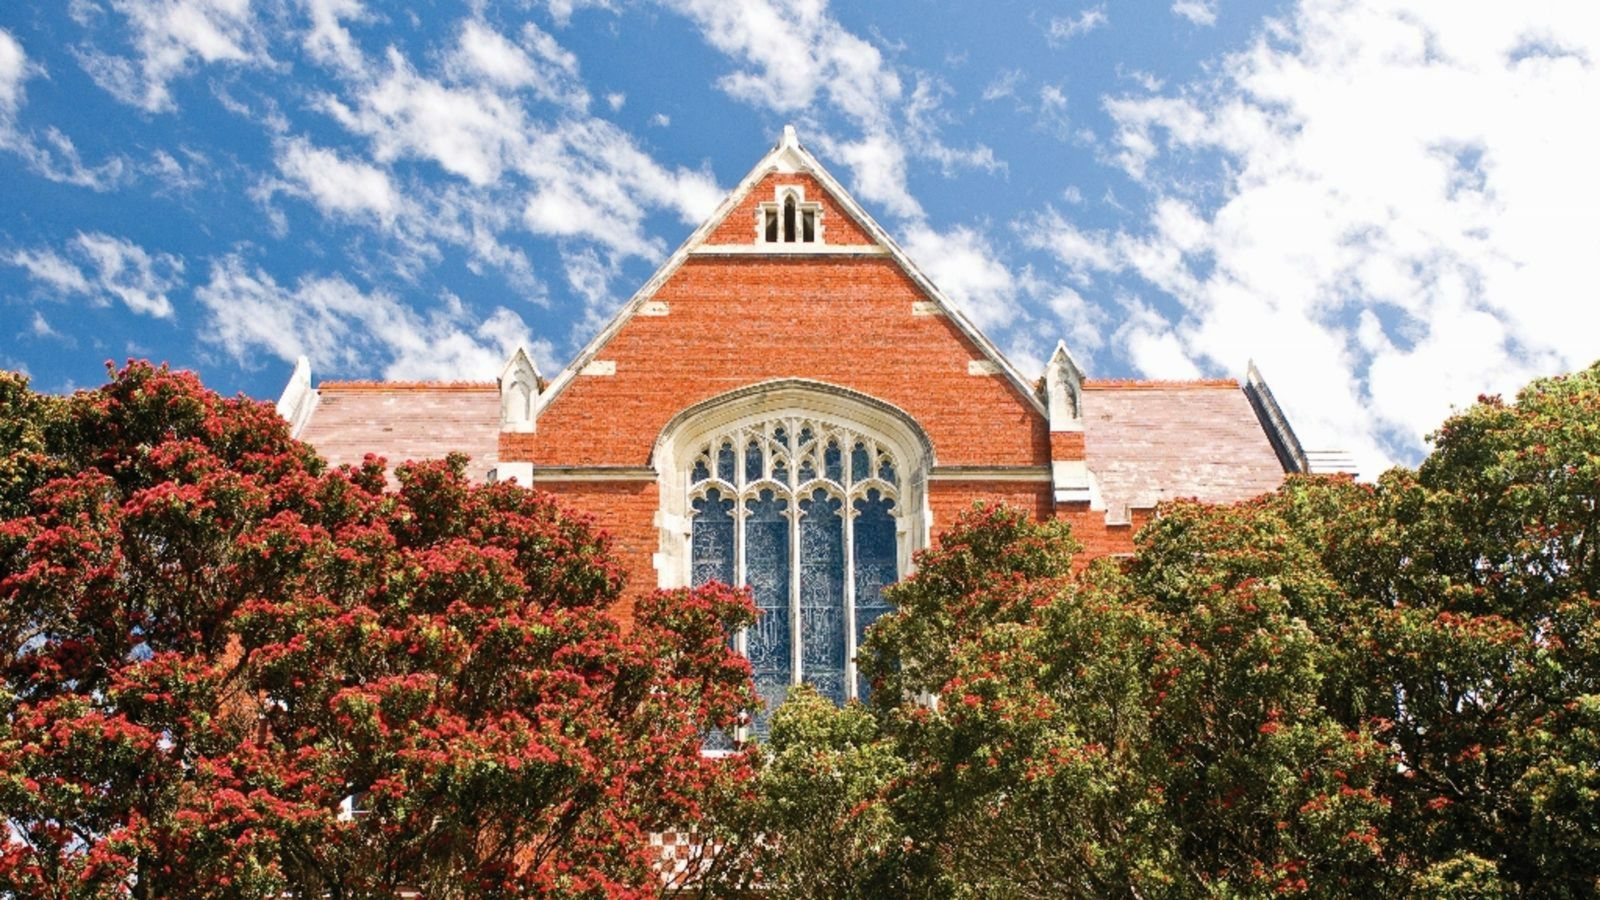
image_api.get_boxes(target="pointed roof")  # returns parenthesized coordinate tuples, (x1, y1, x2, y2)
(499, 344, 542, 385)
(536, 126, 1047, 418)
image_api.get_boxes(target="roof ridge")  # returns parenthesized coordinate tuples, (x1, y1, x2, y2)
(1084, 378, 1240, 391)
(318, 380, 498, 392)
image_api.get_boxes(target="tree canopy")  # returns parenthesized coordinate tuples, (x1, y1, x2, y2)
(0, 362, 756, 898)
(6, 358, 1600, 897)
(696, 361, 1600, 899)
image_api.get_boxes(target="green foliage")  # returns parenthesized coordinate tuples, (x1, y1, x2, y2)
(740, 361, 1600, 897)
(692, 686, 908, 899)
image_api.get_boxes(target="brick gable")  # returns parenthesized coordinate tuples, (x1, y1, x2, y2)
(526, 256, 1048, 469)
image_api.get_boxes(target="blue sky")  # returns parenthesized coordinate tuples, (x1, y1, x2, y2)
(2, 0, 1596, 476)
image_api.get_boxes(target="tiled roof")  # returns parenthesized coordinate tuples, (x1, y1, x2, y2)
(297, 382, 501, 482)
(1082, 381, 1286, 515)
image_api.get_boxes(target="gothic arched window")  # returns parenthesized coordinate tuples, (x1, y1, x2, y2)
(759, 187, 823, 245)
(686, 417, 902, 735)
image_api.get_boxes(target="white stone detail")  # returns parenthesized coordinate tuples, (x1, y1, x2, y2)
(639, 301, 669, 316)
(1045, 340, 1086, 432)
(499, 346, 541, 433)
(654, 510, 691, 535)
(275, 355, 317, 438)
(580, 359, 617, 376)
(911, 301, 942, 316)
(755, 182, 826, 247)
(491, 461, 534, 486)
(968, 360, 1003, 376)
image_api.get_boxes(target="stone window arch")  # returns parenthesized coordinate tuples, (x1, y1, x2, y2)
(654, 381, 933, 735)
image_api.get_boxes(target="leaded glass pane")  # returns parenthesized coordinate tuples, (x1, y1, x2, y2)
(693, 489, 738, 750)
(745, 490, 792, 737)
(799, 489, 846, 705)
(774, 426, 790, 451)
(825, 438, 851, 480)
(691, 489, 735, 588)
(745, 439, 762, 484)
(773, 458, 788, 486)
(851, 442, 870, 484)
(717, 442, 736, 483)
(878, 457, 897, 485)
(853, 489, 898, 700)
(691, 457, 710, 484)
(798, 455, 817, 483)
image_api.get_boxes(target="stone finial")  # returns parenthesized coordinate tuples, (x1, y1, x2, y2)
(1044, 341, 1086, 431)
(499, 346, 542, 433)
(275, 355, 317, 438)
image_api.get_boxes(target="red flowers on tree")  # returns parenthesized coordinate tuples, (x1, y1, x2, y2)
(0, 362, 755, 898)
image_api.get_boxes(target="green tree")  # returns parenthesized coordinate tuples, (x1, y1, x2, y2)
(748, 361, 1600, 897)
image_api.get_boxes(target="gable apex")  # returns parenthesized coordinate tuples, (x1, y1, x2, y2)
(536, 126, 1047, 419)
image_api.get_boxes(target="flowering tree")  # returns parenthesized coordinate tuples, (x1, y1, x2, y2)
(0, 362, 756, 898)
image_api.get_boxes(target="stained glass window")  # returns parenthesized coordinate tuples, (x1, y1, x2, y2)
(744, 489, 791, 736)
(684, 418, 905, 739)
(692, 488, 737, 750)
(853, 489, 897, 700)
(799, 489, 846, 705)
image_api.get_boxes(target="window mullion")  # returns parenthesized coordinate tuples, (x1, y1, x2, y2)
(843, 492, 857, 701)
(789, 487, 802, 686)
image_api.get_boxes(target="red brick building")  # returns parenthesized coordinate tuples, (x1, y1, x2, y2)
(277, 126, 1312, 726)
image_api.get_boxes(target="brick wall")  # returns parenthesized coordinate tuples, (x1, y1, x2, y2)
(537, 480, 661, 627)
(527, 256, 1048, 468)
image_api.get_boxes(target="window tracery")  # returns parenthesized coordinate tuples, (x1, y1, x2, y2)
(687, 416, 902, 735)
(759, 188, 823, 245)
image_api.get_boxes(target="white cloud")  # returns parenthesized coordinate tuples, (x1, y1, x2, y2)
(8, 247, 94, 295)
(1040, 0, 1600, 475)
(0, 28, 27, 116)
(1172, 0, 1217, 26)
(448, 19, 588, 109)
(29, 311, 63, 340)
(302, 0, 367, 73)
(271, 136, 399, 223)
(658, 0, 997, 221)
(1048, 7, 1108, 43)
(320, 48, 525, 186)
(544, 0, 614, 28)
(605, 91, 624, 110)
(73, 232, 183, 317)
(80, 0, 270, 112)
(261, 14, 723, 299)
(195, 256, 545, 380)
(7, 233, 182, 318)
(146, 148, 200, 190)
(901, 223, 1022, 331)
(982, 69, 1023, 102)
(1115, 299, 1203, 379)
(317, 31, 719, 263)
(0, 30, 126, 189)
